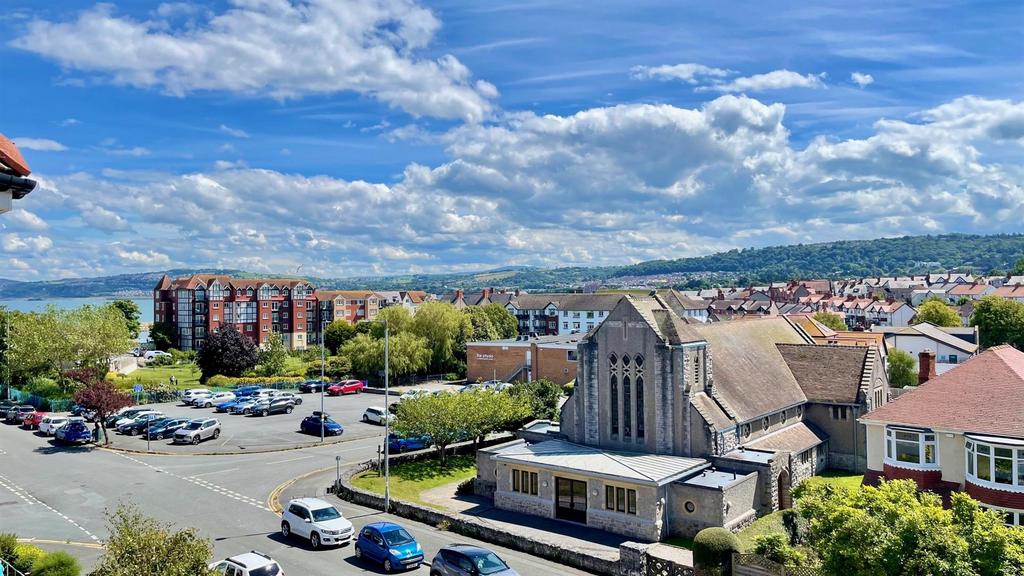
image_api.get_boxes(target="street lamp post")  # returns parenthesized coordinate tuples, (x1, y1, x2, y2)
(320, 319, 326, 443)
(383, 317, 390, 512)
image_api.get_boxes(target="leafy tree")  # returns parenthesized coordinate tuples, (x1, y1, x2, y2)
(323, 355, 352, 379)
(110, 299, 142, 339)
(355, 321, 374, 335)
(257, 332, 289, 376)
(753, 533, 806, 567)
(509, 379, 564, 421)
(341, 332, 430, 380)
(91, 504, 217, 576)
(150, 320, 176, 351)
(970, 295, 1024, 349)
(323, 320, 357, 354)
(813, 311, 847, 331)
(0, 307, 10, 397)
(31, 550, 81, 576)
(1012, 256, 1024, 276)
(372, 306, 413, 338)
(481, 303, 518, 338)
(411, 302, 472, 372)
(888, 348, 917, 388)
(195, 325, 260, 380)
(73, 380, 133, 445)
(916, 298, 963, 327)
(464, 306, 499, 342)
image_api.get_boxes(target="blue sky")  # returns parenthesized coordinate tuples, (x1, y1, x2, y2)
(1, 0, 1022, 280)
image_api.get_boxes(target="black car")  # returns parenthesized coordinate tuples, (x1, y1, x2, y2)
(119, 415, 168, 436)
(145, 417, 190, 440)
(251, 397, 295, 417)
(298, 380, 327, 393)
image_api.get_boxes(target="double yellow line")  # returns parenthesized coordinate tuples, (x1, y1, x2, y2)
(266, 466, 335, 516)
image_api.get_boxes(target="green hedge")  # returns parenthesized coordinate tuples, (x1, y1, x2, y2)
(693, 527, 741, 570)
(0, 534, 79, 575)
(205, 375, 313, 388)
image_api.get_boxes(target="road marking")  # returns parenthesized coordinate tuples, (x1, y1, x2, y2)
(267, 466, 335, 515)
(112, 452, 271, 512)
(190, 467, 240, 478)
(0, 474, 101, 542)
(266, 455, 313, 465)
(17, 538, 104, 550)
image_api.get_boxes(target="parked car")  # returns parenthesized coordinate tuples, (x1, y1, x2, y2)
(298, 380, 326, 393)
(430, 544, 518, 576)
(458, 382, 485, 394)
(361, 406, 392, 425)
(280, 497, 354, 549)
(173, 418, 221, 445)
(273, 392, 302, 405)
(143, 350, 172, 361)
(327, 380, 366, 396)
(117, 413, 166, 436)
(230, 398, 261, 415)
(299, 413, 343, 437)
(105, 407, 151, 428)
(5, 405, 34, 424)
(215, 398, 244, 413)
(0, 400, 16, 417)
(39, 415, 74, 436)
(189, 392, 214, 406)
(69, 403, 96, 421)
(254, 389, 279, 399)
(55, 420, 93, 444)
(482, 380, 514, 392)
(398, 388, 430, 402)
(198, 392, 235, 408)
(209, 551, 283, 576)
(145, 417, 190, 440)
(114, 409, 161, 428)
(251, 397, 295, 417)
(22, 410, 48, 429)
(233, 385, 262, 398)
(354, 522, 424, 572)
(388, 433, 432, 453)
(181, 388, 212, 404)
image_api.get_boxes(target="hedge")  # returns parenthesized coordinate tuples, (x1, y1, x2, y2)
(693, 527, 741, 570)
(204, 375, 316, 388)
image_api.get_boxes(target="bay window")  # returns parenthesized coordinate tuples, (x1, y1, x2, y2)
(966, 437, 1024, 490)
(885, 427, 938, 467)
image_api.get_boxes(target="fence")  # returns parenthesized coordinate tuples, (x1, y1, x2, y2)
(7, 388, 73, 412)
(732, 554, 820, 576)
(1, 556, 29, 576)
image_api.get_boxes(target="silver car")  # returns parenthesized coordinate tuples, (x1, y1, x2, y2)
(430, 544, 519, 576)
(173, 418, 221, 445)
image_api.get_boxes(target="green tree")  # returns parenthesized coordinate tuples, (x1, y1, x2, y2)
(481, 303, 519, 339)
(373, 306, 414, 338)
(970, 295, 1024, 349)
(888, 348, 917, 388)
(916, 298, 963, 327)
(323, 320, 357, 354)
(150, 320, 176, 351)
(509, 379, 564, 421)
(31, 550, 81, 576)
(813, 311, 847, 331)
(464, 306, 499, 342)
(257, 332, 289, 376)
(1012, 257, 1024, 276)
(195, 325, 260, 380)
(91, 504, 217, 576)
(341, 333, 430, 380)
(411, 302, 472, 372)
(110, 299, 142, 339)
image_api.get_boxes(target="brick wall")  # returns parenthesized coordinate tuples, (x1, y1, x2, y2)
(965, 480, 1024, 510)
(533, 345, 577, 385)
(466, 344, 529, 383)
(881, 462, 944, 490)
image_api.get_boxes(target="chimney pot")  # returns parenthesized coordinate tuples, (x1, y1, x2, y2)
(918, 349, 937, 385)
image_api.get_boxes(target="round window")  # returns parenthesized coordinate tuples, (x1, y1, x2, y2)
(685, 501, 696, 513)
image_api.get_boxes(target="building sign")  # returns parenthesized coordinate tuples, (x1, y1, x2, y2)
(475, 353, 495, 361)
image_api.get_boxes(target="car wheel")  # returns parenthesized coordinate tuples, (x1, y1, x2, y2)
(212, 429, 220, 439)
(384, 559, 393, 573)
(362, 415, 369, 422)
(285, 406, 293, 414)
(261, 410, 269, 417)
(128, 429, 137, 436)
(295, 399, 302, 405)
(192, 436, 200, 445)
(310, 532, 321, 550)
(281, 521, 291, 538)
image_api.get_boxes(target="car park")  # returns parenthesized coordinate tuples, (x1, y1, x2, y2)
(181, 389, 212, 404)
(21, 410, 48, 429)
(361, 406, 392, 425)
(398, 388, 430, 402)
(251, 397, 294, 417)
(69, 403, 96, 421)
(298, 380, 326, 393)
(114, 409, 161, 428)
(198, 392, 236, 408)
(354, 521, 424, 572)
(299, 412, 343, 437)
(5, 405, 34, 424)
(117, 413, 166, 436)
(55, 420, 93, 444)
(145, 417, 190, 440)
(189, 392, 214, 406)
(0, 400, 16, 418)
(430, 544, 519, 576)
(173, 418, 221, 445)
(458, 382, 485, 394)
(39, 415, 73, 436)
(280, 497, 353, 549)
(327, 380, 366, 396)
(209, 551, 283, 576)
(273, 392, 302, 405)
(388, 433, 432, 453)
(230, 398, 261, 415)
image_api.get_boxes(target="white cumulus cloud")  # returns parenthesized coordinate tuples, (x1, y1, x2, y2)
(701, 69, 826, 92)
(1, 233, 53, 253)
(11, 137, 67, 151)
(631, 63, 733, 84)
(851, 72, 874, 88)
(3, 209, 48, 231)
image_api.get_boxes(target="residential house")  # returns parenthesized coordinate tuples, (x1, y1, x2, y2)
(869, 323, 979, 373)
(316, 290, 379, 328)
(946, 282, 995, 303)
(503, 293, 624, 336)
(912, 286, 955, 306)
(0, 133, 37, 214)
(994, 284, 1024, 303)
(475, 296, 888, 541)
(860, 346, 1024, 526)
(378, 290, 431, 313)
(657, 289, 710, 322)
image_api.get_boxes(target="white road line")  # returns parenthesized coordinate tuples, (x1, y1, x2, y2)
(266, 455, 314, 465)
(0, 474, 100, 541)
(113, 452, 271, 512)
(189, 467, 240, 478)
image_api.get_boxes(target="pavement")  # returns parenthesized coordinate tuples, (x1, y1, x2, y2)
(0, 406, 593, 575)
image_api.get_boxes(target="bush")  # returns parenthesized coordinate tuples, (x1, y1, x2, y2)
(693, 527, 741, 570)
(455, 477, 475, 496)
(147, 354, 174, 367)
(24, 376, 63, 399)
(169, 349, 197, 364)
(753, 533, 806, 566)
(31, 550, 81, 576)
(13, 542, 46, 574)
(205, 375, 306, 388)
(0, 533, 18, 567)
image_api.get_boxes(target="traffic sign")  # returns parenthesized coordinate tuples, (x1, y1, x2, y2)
(133, 384, 143, 394)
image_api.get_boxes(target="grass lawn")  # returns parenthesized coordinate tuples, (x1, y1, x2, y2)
(800, 470, 864, 491)
(351, 454, 477, 509)
(114, 364, 201, 390)
(736, 510, 786, 552)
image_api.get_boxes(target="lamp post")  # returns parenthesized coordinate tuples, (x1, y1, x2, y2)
(320, 319, 326, 443)
(383, 317, 390, 512)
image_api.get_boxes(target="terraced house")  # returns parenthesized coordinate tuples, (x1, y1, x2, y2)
(476, 295, 889, 541)
(154, 274, 317, 351)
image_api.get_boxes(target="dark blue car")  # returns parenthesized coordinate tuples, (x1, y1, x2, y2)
(388, 433, 432, 453)
(55, 421, 93, 444)
(300, 412, 343, 436)
(145, 417, 190, 440)
(215, 399, 243, 413)
(233, 385, 261, 397)
(354, 522, 423, 572)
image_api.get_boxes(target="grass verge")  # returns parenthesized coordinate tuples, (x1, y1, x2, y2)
(799, 470, 863, 491)
(351, 454, 477, 509)
(114, 364, 202, 390)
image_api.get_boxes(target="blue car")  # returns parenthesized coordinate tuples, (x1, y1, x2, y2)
(55, 421, 93, 444)
(214, 399, 242, 413)
(388, 433, 432, 453)
(354, 522, 423, 572)
(300, 412, 344, 437)
(233, 385, 261, 397)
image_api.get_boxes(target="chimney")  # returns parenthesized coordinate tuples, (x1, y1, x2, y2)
(514, 288, 521, 296)
(918, 349, 937, 385)
(482, 287, 492, 299)
(455, 288, 464, 300)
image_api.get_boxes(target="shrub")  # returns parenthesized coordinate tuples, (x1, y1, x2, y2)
(31, 550, 81, 576)
(205, 375, 305, 388)
(455, 477, 475, 496)
(14, 542, 46, 574)
(0, 533, 18, 567)
(693, 527, 740, 570)
(24, 376, 63, 399)
(147, 354, 174, 367)
(753, 533, 806, 566)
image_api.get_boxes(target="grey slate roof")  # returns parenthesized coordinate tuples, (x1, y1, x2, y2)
(745, 422, 828, 453)
(492, 439, 708, 485)
(778, 344, 873, 404)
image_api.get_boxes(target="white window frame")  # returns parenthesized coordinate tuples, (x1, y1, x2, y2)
(965, 438, 1024, 493)
(884, 427, 939, 470)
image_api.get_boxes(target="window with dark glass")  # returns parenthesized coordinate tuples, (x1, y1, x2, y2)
(610, 375, 619, 436)
(636, 376, 644, 439)
(623, 375, 631, 438)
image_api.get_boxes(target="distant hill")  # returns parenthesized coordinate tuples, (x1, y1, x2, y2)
(1, 234, 1022, 298)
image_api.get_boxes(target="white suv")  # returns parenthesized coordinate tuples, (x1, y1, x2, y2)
(280, 497, 354, 549)
(210, 551, 283, 576)
(182, 388, 211, 404)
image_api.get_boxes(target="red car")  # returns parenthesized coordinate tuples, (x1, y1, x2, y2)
(326, 380, 366, 396)
(22, 411, 48, 429)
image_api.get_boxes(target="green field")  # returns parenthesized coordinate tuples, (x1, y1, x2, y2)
(114, 364, 202, 390)
(351, 455, 476, 508)
(799, 470, 864, 492)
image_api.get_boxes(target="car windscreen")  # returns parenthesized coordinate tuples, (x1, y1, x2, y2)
(470, 551, 510, 575)
(184, 422, 203, 430)
(248, 563, 281, 576)
(310, 507, 341, 522)
(381, 528, 414, 546)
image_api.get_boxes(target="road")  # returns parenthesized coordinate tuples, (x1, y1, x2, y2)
(0, 414, 591, 575)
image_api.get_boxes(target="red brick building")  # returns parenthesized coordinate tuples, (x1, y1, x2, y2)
(316, 290, 380, 327)
(861, 345, 1024, 526)
(466, 334, 583, 386)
